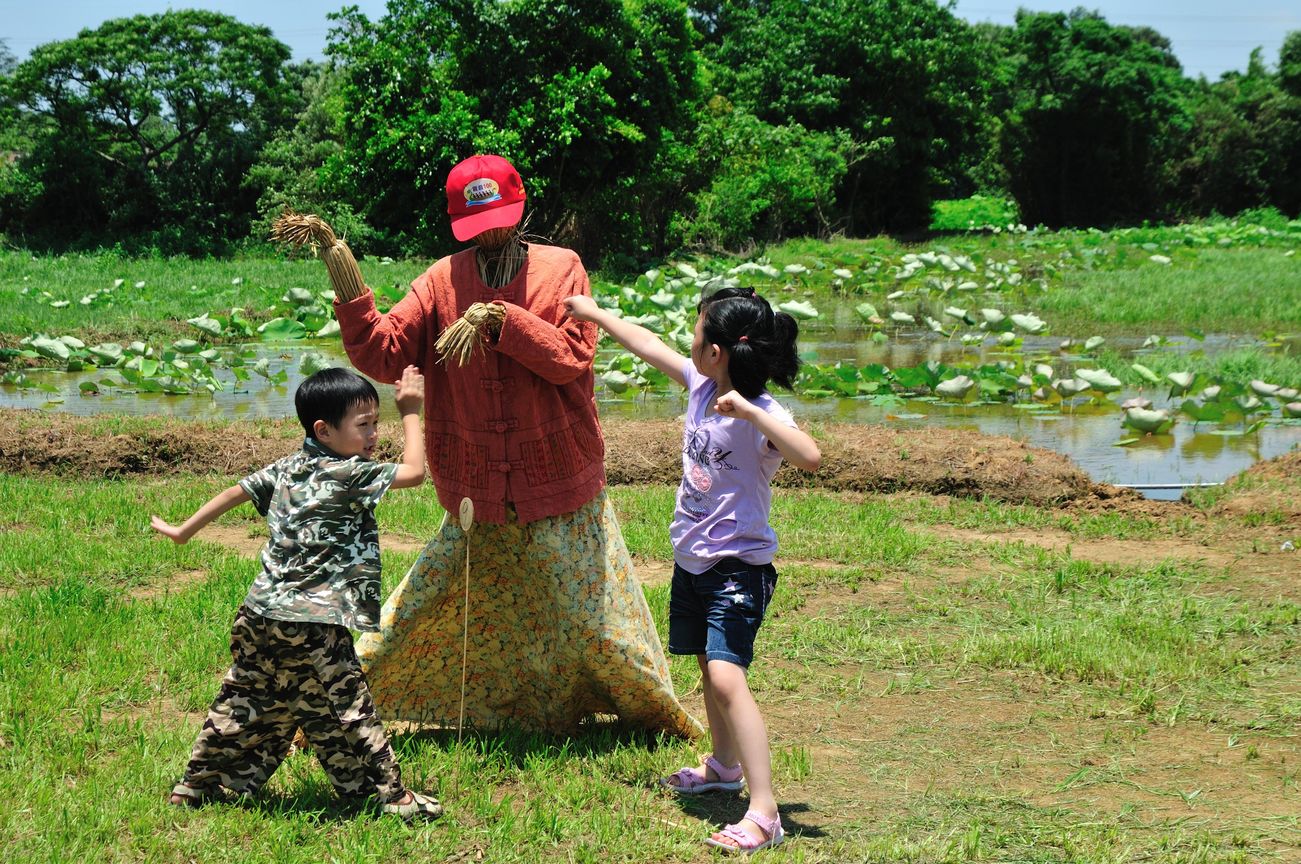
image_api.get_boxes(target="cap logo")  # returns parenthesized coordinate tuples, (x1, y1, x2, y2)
(464, 178, 501, 207)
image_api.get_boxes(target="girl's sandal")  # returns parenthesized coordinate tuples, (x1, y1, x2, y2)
(382, 790, 444, 823)
(168, 783, 218, 808)
(659, 754, 744, 794)
(705, 809, 784, 854)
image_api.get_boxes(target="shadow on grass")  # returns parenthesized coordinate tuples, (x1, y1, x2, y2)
(672, 794, 827, 840)
(388, 716, 678, 766)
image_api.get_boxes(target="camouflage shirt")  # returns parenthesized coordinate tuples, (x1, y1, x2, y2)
(238, 438, 399, 632)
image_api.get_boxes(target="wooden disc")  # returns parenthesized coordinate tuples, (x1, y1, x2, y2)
(458, 497, 474, 532)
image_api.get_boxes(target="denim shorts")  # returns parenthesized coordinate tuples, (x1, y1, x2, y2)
(667, 557, 778, 668)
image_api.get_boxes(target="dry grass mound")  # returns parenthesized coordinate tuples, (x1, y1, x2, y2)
(2, 409, 1114, 507)
(1210, 448, 1301, 525)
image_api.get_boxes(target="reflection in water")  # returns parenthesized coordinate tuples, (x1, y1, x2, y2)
(2, 339, 1297, 498)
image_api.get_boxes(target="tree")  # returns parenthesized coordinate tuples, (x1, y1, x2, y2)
(244, 61, 379, 249)
(997, 9, 1190, 227)
(673, 102, 850, 250)
(325, 0, 701, 262)
(695, 0, 993, 234)
(1280, 30, 1301, 98)
(2, 11, 292, 252)
(0, 39, 16, 77)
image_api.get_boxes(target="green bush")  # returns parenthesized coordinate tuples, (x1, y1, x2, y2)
(673, 108, 849, 251)
(930, 195, 1020, 232)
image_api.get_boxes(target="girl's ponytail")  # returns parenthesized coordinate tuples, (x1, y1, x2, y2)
(767, 311, 801, 391)
(698, 287, 802, 399)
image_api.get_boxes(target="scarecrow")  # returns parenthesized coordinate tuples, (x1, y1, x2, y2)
(274, 155, 699, 737)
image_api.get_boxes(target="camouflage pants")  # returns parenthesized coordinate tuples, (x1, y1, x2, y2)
(181, 606, 407, 804)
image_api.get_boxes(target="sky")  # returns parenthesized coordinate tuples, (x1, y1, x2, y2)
(3, 1, 1299, 82)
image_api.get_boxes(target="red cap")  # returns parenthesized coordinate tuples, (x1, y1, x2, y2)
(445, 154, 526, 242)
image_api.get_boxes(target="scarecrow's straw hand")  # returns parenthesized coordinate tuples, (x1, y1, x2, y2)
(464, 302, 505, 338)
(268, 210, 366, 302)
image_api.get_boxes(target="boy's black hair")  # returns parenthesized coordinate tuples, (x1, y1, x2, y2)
(295, 367, 380, 438)
(697, 286, 802, 400)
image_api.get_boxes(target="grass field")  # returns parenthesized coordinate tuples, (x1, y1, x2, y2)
(1, 468, 1296, 863)
(2, 216, 1297, 354)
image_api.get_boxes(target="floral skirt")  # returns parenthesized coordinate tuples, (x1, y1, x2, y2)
(356, 491, 701, 737)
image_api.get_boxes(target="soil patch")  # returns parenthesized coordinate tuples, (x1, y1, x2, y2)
(1210, 449, 1301, 526)
(3, 409, 1107, 507)
(928, 525, 1236, 568)
(128, 568, 211, 601)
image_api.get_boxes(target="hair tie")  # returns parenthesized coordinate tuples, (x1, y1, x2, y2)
(749, 289, 757, 298)
(738, 335, 749, 343)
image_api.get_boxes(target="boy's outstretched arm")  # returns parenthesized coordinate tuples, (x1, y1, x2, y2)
(562, 295, 687, 387)
(151, 485, 251, 544)
(390, 364, 427, 489)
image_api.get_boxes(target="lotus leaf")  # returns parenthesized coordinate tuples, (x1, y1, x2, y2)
(1179, 399, 1225, 423)
(258, 317, 308, 341)
(88, 343, 124, 364)
(778, 300, 819, 320)
(29, 336, 70, 361)
(1076, 368, 1122, 392)
(1166, 371, 1195, 395)
(188, 314, 223, 337)
(854, 302, 879, 322)
(284, 287, 315, 306)
(1123, 407, 1174, 434)
(1010, 313, 1046, 333)
(1130, 363, 1161, 384)
(1235, 394, 1263, 412)
(936, 375, 975, 399)
(1053, 378, 1092, 398)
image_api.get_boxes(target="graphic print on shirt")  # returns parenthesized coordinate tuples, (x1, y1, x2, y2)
(681, 426, 738, 523)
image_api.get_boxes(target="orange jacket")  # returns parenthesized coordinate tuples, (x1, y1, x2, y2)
(335, 244, 605, 524)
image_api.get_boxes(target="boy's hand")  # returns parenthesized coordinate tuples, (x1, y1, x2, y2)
(714, 390, 758, 422)
(395, 365, 424, 414)
(562, 295, 599, 322)
(150, 515, 189, 544)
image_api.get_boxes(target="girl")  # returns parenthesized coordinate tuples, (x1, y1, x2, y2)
(564, 287, 820, 853)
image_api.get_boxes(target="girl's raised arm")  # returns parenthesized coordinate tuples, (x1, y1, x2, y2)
(562, 295, 688, 388)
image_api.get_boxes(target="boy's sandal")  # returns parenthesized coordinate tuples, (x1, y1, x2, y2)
(705, 809, 784, 854)
(659, 754, 744, 794)
(168, 783, 218, 808)
(382, 790, 443, 823)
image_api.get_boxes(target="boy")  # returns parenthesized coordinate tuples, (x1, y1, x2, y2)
(150, 365, 441, 822)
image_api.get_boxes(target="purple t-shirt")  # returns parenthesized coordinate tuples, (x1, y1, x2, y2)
(670, 361, 797, 574)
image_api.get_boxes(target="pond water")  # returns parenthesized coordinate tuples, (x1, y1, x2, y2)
(3, 335, 1297, 501)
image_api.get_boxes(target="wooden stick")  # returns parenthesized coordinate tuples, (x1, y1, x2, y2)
(454, 496, 475, 794)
